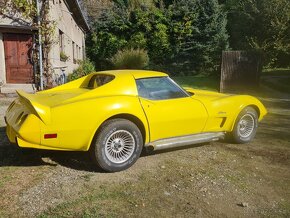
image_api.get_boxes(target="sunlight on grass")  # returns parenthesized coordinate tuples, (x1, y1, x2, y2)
(173, 76, 220, 91)
(172, 68, 290, 94)
(262, 68, 290, 76)
(261, 68, 290, 93)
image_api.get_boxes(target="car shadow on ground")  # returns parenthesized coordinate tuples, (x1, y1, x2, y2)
(0, 126, 100, 172)
(0, 126, 209, 172)
(143, 143, 207, 156)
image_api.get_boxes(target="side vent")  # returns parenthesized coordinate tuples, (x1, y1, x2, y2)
(220, 117, 227, 128)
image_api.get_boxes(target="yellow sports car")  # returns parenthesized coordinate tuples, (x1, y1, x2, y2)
(5, 70, 267, 172)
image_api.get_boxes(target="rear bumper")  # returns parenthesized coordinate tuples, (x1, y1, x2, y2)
(6, 123, 71, 151)
(5, 115, 39, 148)
(15, 137, 73, 151)
(6, 115, 73, 151)
(5, 99, 68, 151)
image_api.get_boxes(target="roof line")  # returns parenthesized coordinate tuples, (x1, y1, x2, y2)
(75, 0, 90, 31)
(64, 0, 90, 32)
(0, 24, 38, 31)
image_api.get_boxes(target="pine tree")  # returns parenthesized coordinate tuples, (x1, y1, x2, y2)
(168, 0, 228, 75)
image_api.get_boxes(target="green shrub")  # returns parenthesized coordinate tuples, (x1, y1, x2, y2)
(60, 51, 69, 62)
(67, 59, 95, 81)
(111, 48, 149, 69)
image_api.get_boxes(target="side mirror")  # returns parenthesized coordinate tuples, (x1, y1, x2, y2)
(183, 87, 195, 96)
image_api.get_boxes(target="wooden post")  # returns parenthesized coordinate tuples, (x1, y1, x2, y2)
(220, 51, 262, 93)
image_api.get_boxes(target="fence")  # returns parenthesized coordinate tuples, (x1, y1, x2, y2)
(220, 51, 262, 93)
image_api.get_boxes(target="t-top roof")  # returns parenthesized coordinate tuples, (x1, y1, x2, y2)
(94, 70, 168, 79)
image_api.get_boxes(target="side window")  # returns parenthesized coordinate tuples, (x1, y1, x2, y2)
(87, 74, 115, 89)
(136, 77, 188, 100)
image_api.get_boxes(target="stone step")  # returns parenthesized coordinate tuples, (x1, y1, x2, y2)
(0, 84, 36, 94)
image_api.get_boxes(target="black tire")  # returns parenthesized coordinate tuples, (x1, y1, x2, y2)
(90, 118, 143, 172)
(231, 107, 258, 144)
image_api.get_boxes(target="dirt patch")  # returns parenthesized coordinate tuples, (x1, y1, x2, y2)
(0, 95, 289, 217)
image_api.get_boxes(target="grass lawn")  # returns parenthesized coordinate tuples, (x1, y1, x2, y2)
(261, 68, 290, 93)
(172, 68, 290, 94)
(173, 76, 220, 91)
(262, 68, 290, 76)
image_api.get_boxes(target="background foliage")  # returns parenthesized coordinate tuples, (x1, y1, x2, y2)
(222, 0, 290, 68)
(85, 0, 290, 75)
(111, 48, 149, 69)
(67, 59, 96, 81)
(85, 0, 228, 75)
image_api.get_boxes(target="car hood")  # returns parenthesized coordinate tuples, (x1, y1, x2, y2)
(184, 87, 267, 122)
(183, 87, 229, 101)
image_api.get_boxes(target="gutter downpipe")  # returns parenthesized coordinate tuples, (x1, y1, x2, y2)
(36, 0, 44, 90)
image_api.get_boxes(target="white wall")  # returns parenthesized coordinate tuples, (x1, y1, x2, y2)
(0, 14, 32, 26)
(49, 0, 86, 84)
(0, 33, 6, 86)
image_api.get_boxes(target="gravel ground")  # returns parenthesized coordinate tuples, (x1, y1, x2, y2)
(0, 97, 14, 125)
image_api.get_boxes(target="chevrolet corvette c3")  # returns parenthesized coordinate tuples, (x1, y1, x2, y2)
(5, 70, 267, 172)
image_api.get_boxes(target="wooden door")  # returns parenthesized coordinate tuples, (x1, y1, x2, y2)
(3, 33, 33, 84)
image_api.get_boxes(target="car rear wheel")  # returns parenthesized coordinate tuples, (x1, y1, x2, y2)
(231, 107, 258, 144)
(90, 118, 143, 172)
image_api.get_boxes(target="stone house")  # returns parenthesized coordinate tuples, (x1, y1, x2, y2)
(0, 0, 89, 93)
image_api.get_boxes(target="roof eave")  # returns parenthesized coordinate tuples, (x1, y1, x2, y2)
(65, 0, 90, 32)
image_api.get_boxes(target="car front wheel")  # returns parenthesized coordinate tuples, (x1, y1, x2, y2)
(231, 107, 258, 144)
(90, 118, 143, 172)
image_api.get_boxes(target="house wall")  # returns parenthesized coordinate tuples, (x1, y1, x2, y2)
(0, 14, 32, 26)
(49, 0, 86, 85)
(0, 33, 6, 86)
(0, 0, 87, 89)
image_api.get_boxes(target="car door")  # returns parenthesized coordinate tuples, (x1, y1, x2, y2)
(136, 77, 208, 142)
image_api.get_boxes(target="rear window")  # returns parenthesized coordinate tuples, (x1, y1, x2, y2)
(87, 74, 115, 89)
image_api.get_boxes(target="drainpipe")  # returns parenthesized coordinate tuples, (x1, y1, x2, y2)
(36, 0, 44, 90)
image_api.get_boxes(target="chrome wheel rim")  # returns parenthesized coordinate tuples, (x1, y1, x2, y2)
(238, 114, 255, 138)
(105, 130, 135, 164)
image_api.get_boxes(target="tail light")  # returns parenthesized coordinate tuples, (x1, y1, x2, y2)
(44, 134, 57, 139)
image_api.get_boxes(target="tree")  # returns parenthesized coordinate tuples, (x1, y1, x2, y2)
(86, 5, 130, 70)
(86, 1, 170, 70)
(86, 0, 229, 75)
(223, 0, 290, 67)
(167, 0, 228, 74)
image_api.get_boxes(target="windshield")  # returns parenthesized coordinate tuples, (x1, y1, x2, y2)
(136, 77, 189, 100)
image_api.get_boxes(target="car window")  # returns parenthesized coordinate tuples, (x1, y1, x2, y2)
(87, 74, 115, 89)
(136, 77, 188, 100)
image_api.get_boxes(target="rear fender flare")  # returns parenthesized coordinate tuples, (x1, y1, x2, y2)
(85, 112, 149, 151)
